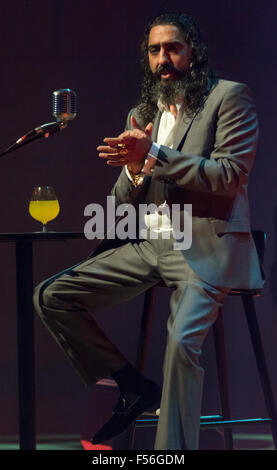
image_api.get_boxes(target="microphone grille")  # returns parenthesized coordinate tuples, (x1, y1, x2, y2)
(52, 88, 77, 122)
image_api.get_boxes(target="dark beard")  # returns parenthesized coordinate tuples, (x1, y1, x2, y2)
(136, 63, 206, 127)
(150, 64, 191, 107)
(150, 78, 190, 108)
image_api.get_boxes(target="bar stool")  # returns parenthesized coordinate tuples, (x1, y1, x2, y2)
(129, 230, 277, 449)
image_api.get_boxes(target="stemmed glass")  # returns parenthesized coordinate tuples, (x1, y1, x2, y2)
(29, 186, 60, 232)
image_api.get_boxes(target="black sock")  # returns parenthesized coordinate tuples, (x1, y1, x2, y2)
(111, 362, 150, 396)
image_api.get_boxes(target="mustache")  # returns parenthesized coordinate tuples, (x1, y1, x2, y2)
(154, 64, 186, 80)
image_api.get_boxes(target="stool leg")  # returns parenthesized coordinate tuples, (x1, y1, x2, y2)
(242, 294, 277, 449)
(135, 287, 157, 372)
(127, 287, 158, 449)
(213, 311, 234, 450)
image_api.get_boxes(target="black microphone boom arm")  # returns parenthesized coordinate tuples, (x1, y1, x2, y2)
(0, 121, 67, 158)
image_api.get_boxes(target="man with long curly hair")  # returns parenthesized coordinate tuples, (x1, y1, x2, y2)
(34, 13, 263, 449)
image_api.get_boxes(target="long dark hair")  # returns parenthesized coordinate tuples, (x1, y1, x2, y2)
(136, 13, 218, 127)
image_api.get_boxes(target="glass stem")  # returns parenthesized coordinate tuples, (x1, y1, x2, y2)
(42, 224, 47, 233)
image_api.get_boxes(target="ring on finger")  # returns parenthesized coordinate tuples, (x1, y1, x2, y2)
(117, 143, 128, 156)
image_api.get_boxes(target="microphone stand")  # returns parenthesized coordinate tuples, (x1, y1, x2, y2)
(0, 121, 67, 158)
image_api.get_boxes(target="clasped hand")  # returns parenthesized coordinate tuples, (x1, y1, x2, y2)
(97, 116, 153, 173)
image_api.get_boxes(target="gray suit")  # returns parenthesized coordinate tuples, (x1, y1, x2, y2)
(113, 79, 263, 289)
(34, 79, 264, 450)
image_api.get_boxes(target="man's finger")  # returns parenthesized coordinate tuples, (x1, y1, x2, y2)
(145, 122, 153, 137)
(97, 145, 118, 153)
(130, 115, 142, 130)
(98, 152, 122, 159)
(103, 137, 125, 146)
(107, 159, 127, 166)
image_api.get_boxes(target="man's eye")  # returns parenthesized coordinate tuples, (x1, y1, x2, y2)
(149, 47, 159, 54)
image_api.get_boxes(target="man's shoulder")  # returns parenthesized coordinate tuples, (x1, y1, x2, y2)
(211, 78, 251, 98)
(205, 78, 255, 111)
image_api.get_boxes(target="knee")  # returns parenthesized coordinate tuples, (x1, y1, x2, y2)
(167, 330, 202, 367)
(33, 282, 46, 318)
(33, 281, 49, 314)
(33, 280, 61, 317)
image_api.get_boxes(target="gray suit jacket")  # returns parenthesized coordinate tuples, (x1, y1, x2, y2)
(97, 79, 264, 289)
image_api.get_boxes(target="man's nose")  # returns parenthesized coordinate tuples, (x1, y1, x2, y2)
(158, 48, 170, 65)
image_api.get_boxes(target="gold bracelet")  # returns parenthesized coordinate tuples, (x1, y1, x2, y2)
(128, 167, 143, 188)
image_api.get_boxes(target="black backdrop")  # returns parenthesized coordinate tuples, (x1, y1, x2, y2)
(0, 0, 276, 443)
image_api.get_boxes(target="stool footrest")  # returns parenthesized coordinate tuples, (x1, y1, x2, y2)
(135, 415, 272, 429)
(200, 417, 272, 429)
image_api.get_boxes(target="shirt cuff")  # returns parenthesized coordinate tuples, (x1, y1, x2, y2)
(125, 165, 134, 181)
(125, 165, 144, 187)
(125, 142, 160, 186)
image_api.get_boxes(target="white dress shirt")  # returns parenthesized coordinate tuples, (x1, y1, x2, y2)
(125, 102, 185, 233)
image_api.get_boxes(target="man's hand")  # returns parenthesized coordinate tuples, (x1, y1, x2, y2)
(97, 116, 153, 173)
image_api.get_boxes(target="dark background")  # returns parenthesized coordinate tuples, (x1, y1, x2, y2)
(0, 0, 276, 447)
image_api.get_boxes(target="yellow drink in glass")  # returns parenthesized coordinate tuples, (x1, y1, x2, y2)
(29, 200, 60, 225)
(29, 186, 60, 232)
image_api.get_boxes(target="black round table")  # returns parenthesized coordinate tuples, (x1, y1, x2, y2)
(0, 232, 86, 450)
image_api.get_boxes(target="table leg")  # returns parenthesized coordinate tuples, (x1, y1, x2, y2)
(15, 241, 36, 450)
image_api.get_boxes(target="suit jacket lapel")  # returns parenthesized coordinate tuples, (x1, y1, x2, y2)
(174, 83, 217, 151)
(151, 111, 162, 142)
(174, 113, 197, 151)
(151, 108, 196, 151)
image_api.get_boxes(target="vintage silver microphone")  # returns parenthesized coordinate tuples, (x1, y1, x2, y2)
(26, 88, 77, 138)
(52, 88, 77, 123)
(0, 88, 77, 157)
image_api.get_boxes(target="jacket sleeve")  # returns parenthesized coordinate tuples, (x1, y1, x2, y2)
(152, 83, 258, 197)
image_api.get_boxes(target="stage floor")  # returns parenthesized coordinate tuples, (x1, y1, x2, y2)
(0, 431, 274, 450)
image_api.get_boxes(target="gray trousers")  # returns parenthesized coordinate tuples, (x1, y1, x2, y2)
(33, 236, 229, 450)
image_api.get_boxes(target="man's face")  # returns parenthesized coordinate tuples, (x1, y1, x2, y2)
(148, 24, 192, 81)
